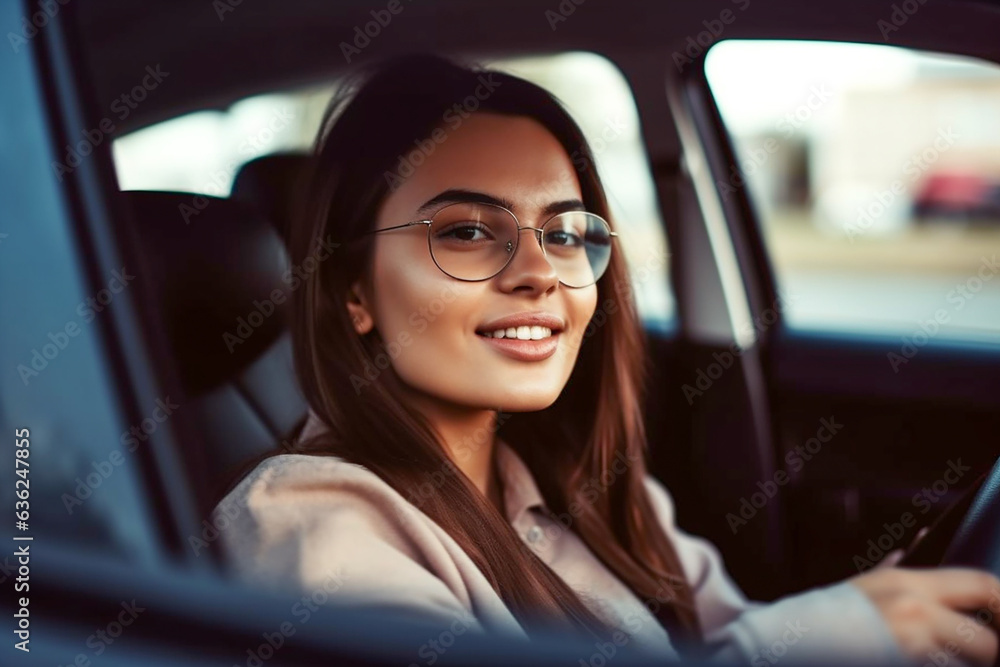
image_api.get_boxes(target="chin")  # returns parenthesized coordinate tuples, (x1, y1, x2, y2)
(480, 385, 563, 413)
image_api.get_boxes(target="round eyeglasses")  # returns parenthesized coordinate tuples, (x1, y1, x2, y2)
(362, 202, 618, 288)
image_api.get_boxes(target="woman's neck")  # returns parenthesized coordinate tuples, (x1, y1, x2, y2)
(402, 390, 503, 512)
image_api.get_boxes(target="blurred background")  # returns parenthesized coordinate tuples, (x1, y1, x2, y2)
(110, 41, 1000, 342)
(706, 41, 1000, 341)
(111, 52, 676, 330)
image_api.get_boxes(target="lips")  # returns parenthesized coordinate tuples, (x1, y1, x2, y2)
(477, 332, 560, 361)
(475, 312, 565, 362)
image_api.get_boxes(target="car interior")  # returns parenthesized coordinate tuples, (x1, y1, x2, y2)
(5, 0, 1000, 664)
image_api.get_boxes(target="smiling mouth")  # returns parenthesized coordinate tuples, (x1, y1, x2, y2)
(475, 327, 561, 361)
(479, 325, 555, 340)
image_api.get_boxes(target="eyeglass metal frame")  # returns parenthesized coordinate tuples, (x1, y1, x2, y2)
(361, 202, 619, 288)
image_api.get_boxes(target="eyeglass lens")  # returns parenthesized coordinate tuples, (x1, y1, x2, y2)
(427, 203, 613, 287)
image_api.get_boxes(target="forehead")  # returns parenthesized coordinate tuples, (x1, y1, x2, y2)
(384, 112, 583, 215)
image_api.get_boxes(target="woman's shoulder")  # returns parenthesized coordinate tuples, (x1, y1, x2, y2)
(220, 452, 370, 497)
(213, 453, 418, 530)
(211, 453, 443, 587)
(209, 452, 511, 633)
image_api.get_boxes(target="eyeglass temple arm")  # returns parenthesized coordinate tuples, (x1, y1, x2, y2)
(364, 221, 619, 238)
(362, 220, 433, 236)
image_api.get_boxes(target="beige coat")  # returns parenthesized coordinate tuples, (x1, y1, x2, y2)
(212, 411, 905, 664)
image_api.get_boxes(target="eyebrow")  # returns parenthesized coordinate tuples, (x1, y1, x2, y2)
(416, 188, 586, 218)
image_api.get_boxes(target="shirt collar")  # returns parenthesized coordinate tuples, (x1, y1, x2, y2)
(494, 438, 547, 524)
(299, 411, 547, 523)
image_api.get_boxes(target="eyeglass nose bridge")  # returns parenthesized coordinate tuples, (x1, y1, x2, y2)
(503, 225, 549, 256)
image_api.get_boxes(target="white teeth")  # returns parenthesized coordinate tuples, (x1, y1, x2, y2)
(482, 326, 555, 340)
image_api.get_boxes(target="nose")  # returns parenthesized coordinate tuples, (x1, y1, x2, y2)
(494, 227, 559, 294)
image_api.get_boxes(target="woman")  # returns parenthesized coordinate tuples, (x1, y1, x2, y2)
(214, 55, 1000, 664)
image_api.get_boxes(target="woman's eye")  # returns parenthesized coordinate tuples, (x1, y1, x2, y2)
(438, 223, 493, 242)
(546, 230, 583, 247)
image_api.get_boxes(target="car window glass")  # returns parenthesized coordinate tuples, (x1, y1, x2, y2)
(706, 40, 1000, 343)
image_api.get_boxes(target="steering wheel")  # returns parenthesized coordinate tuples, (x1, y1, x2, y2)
(900, 456, 998, 572)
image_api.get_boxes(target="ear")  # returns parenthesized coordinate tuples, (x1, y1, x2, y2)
(345, 280, 375, 335)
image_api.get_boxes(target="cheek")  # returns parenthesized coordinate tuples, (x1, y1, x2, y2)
(367, 242, 473, 381)
(368, 235, 447, 331)
(570, 286, 600, 341)
(542, 286, 600, 373)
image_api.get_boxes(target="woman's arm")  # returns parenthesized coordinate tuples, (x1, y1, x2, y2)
(643, 475, 909, 664)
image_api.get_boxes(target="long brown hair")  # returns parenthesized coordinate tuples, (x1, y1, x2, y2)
(287, 54, 702, 648)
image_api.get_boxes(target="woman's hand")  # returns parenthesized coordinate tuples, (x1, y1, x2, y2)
(851, 568, 1000, 666)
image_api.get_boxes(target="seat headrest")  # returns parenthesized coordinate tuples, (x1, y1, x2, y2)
(122, 191, 291, 394)
(230, 152, 312, 243)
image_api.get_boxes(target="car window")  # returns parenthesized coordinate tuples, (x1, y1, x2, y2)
(112, 86, 332, 195)
(705, 40, 1000, 344)
(111, 53, 675, 330)
(0, 3, 161, 562)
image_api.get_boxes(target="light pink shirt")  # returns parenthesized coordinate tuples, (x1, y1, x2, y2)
(212, 412, 905, 664)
